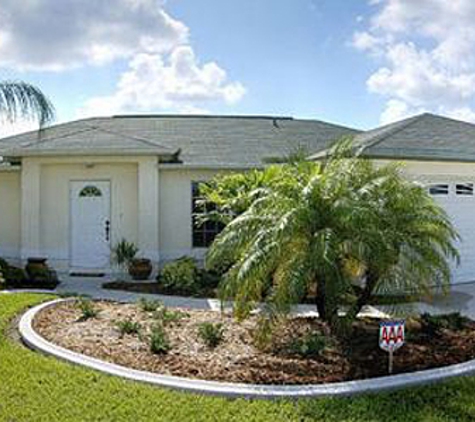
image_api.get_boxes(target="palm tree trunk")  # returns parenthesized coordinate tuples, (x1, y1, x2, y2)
(315, 276, 340, 334)
(315, 277, 327, 320)
(345, 269, 379, 322)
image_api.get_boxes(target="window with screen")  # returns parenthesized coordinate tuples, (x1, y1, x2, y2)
(191, 182, 225, 248)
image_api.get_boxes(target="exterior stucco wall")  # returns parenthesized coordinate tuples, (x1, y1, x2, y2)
(157, 161, 475, 265)
(13, 156, 475, 275)
(158, 168, 232, 263)
(377, 160, 475, 180)
(0, 170, 21, 262)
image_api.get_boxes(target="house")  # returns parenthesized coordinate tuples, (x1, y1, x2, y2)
(0, 115, 356, 275)
(0, 112, 473, 284)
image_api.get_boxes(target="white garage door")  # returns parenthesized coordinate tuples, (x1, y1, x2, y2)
(429, 182, 475, 284)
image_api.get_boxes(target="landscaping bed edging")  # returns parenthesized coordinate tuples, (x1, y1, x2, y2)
(19, 298, 475, 399)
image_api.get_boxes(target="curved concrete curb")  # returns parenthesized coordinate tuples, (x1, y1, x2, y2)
(19, 299, 475, 399)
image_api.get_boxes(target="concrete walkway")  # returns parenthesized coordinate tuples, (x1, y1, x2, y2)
(1, 274, 388, 318)
(5, 274, 475, 318)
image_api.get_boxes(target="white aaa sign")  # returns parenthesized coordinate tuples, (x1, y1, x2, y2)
(379, 320, 405, 352)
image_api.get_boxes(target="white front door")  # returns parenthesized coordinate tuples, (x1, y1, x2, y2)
(70, 181, 111, 269)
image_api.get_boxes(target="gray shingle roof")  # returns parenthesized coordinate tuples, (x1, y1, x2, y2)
(0, 115, 359, 166)
(309, 113, 475, 162)
(353, 113, 475, 162)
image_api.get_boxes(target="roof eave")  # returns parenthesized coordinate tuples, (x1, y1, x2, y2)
(0, 149, 176, 157)
(362, 151, 475, 163)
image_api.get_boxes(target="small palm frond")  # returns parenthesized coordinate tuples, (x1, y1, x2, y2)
(0, 81, 55, 127)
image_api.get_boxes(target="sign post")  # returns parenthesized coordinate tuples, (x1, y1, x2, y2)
(379, 320, 405, 374)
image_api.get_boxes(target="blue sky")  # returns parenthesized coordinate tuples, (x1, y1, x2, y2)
(1, 0, 475, 135)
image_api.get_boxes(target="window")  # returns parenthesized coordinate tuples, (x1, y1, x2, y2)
(428, 184, 449, 195)
(79, 185, 102, 197)
(456, 183, 474, 196)
(191, 182, 224, 248)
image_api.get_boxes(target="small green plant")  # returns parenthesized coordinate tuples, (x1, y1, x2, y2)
(116, 318, 141, 337)
(153, 307, 189, 325)
(289, 332, 327, 357)
(76, 298, 98, 321)
(253, 317, 275, 351)
(112, 239, 139, 270)
(158, 257, 198, 294)
(150, 324, 171, 354)
(138, 298, 163, 312)
(198, 322, 224, 348)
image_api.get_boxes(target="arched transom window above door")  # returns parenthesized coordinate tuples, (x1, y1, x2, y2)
(79, 185, 103, 198)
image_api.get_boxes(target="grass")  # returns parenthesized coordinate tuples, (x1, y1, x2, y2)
(1, 294, 475, 421)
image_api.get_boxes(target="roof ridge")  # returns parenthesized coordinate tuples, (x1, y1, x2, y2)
(0, 117, 104, 144)
(86, 123, 176, 152)
(357, 114, 425, 151)
(307, 114, 425, 161)
(112, 114, 294, 120)
(19, 127, 98, 148)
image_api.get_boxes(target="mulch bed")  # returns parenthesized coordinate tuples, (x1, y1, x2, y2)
(33, 301, 475, 385)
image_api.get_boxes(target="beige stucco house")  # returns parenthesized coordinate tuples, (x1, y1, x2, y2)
(1, 113, 475, 284)
(0, 115, 355, 275)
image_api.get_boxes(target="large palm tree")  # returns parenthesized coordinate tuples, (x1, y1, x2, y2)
(204, 141, 459, 333)
(0, 81, 54, 127)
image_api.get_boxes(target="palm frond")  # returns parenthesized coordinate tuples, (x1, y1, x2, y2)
(0, 81, 55, 127)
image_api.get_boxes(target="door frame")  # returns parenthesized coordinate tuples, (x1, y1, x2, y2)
(69, 179, 112, 272)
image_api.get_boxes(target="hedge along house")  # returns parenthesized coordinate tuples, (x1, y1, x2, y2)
(0, 115, 356, 275)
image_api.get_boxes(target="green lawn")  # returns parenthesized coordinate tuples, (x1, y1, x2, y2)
(1, 294, 475, 422)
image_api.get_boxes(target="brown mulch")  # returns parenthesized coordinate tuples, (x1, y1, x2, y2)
(33, 301, 475, 385)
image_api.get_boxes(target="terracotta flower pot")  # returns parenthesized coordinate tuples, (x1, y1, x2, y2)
(26, 257, 48, 277)
(128, 258, 153, 280)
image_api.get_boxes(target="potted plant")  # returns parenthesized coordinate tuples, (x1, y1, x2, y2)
(128, 258, 153, 280)
(111, 239, 152, 280)
(25, 257, 48, 276)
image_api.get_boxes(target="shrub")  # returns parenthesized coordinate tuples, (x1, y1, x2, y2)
(116, 318, 141, 337)
(138, 298, 163, 313)
(198, 322, 224, 348)
(420, 312, 470, 336)
(4, 266, 28, 288)
(153, 307, 189, 325)
(0, 269, 5, 290)
(197, 269, 222, 291)
(158, 257, 198, 294)
(76, 298, 98, 321)
(289, 332, 327, 357)
(150, 325, 171, 354)
(0, 258, 9, 272)
(27, 267, 59, 288)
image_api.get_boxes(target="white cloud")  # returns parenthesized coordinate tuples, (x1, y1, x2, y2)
(355, 0, 475, 124)
(0, 0, 188, 70)
(0, 0, 246, 115)
(79, 46, 246, 116)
